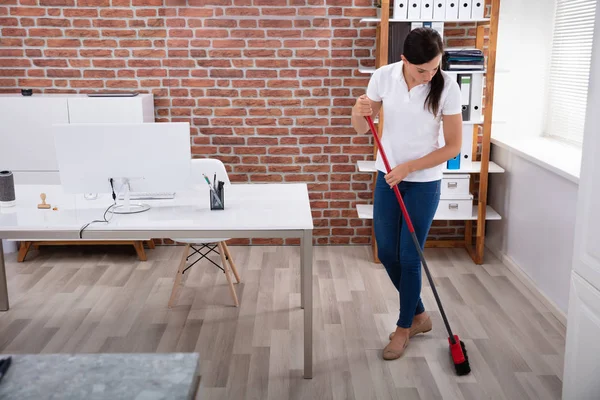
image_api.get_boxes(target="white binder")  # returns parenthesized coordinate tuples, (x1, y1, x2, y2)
(393, 0, 409, 20)
(433, 0, 446, 20)
(432, 21, 444, 38)
(421, 0, 434, 19)
(445, 0, 459, 20)
(459, 0, 472, 20)
(408, 0, 422, 19)
(469, 73, 483, 122)
(460, 124, 474, 168)
(471, 0, 484, 19)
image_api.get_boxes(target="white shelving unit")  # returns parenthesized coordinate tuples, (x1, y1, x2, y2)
(357, 160, 505, 174)
(356, 204, 501, 221)
(358, 0, 502, 264)
(360, 17, 490, 23)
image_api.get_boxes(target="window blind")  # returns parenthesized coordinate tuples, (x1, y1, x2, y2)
(544, 0, 597, 145)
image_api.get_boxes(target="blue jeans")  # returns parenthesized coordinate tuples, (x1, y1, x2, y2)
(373, 171, 440, 328)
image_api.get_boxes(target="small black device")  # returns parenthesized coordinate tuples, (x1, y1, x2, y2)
(21, 89, 32, 96)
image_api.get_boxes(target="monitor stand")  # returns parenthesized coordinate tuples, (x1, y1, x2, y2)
(109, 178, 150, 214)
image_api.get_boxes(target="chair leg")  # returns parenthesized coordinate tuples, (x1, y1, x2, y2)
(222, 242, 241, 284)
(218, 241, 239, 307)
(168, 244, 190, 308)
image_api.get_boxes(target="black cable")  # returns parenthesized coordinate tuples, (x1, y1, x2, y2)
(79, 178, 117, 239)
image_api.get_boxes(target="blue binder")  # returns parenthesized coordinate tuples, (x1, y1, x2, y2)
(447, 153, 461, 170)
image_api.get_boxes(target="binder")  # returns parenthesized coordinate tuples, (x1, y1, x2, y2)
(432, 21, 444, 38)
(458, 0, 472, 20)
(408, 0, 422, 19)
(460, 125, 473, 167)
(387, 23, 411, 63)
(458, 74, 471, 121)
(393, 0, 409, 20)
(445, 0, 459, 20)
(471, 0, 484, 19)
(469, 73, 483, 122)
(447, 153, 461, 170)
(421, 0, 434, 19)
(412, 22, 424, 30)
(433, 0, 446, 20)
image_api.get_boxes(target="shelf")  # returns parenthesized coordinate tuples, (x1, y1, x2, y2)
(358, 66, 376, 74)
(444, 161, 505, 173)
(360, 17, 491, 23)
(357, 67, 486, 75)
(356, 204, 502, 221)
(357, 160, 505, 173)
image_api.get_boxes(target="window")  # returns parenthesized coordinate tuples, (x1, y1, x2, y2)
(544, 0, 597, 146)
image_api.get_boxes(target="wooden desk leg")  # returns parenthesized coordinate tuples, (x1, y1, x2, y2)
(146, 240, 156, 249)
(133, 241, 147, 261)
(0, 240, 9, 311)
(302, 229, 313, 379)
(17, 241, 32, 263)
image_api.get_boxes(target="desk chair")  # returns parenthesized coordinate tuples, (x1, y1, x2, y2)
(168, 159, 241, 307)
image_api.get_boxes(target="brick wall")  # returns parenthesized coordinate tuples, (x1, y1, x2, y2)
(0, 1, 484, 246)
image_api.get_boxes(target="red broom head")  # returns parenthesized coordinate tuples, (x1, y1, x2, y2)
(448, 335, 471, 376)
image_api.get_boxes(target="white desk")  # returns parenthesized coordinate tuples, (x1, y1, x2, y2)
(0, 183, 314, 378)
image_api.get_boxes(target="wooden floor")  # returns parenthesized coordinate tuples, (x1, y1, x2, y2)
(0, 244, 565, 400)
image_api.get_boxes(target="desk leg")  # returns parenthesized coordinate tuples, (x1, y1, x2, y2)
(302, 229, 313, 379)
(0, 240, 8, 311)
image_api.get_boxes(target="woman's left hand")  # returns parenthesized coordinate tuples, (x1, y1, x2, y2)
(384, 163, 412, 187)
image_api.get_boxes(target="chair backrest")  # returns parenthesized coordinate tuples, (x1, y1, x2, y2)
(188, 158, 230, 186)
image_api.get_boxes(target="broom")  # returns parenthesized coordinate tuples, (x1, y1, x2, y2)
(364, 115, 471, 376)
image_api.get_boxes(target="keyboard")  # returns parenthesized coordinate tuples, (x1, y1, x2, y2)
(118, 192, 175, 200)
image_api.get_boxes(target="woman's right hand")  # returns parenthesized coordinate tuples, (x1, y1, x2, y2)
(352, 94, 372, 117)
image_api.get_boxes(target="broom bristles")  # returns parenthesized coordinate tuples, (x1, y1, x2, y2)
(449, 335, 471, 376)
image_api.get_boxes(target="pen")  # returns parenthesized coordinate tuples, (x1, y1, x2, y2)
(0, 356, 11, 384)
(203, 174, 223, 208)
(213, 173, 216, 190)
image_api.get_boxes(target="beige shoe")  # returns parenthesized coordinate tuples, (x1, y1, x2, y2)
(383, 335, 409, 360)
(389, 316, 432, 340)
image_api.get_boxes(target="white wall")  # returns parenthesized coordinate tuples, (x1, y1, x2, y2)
(487, 145, 577, 315)
(492, 0, 556, 138)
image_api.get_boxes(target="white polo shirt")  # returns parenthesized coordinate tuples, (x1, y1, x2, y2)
(366, 61, 462, 182)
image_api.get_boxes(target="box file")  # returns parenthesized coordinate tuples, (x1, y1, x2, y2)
(441, 174, 470, 198)
(433, 0, 446, 20)
(408, 0, 422, 19)
(421, 0, 434, 19)
(458, 74, 471, 121)
(432, 21, 444, 38)
(458, 0, 472, 20)
(471, 0, 484, 19)
(470, 73, 483, 122)
(445, 0, 459, 20)
(447, 153, 460, 170)
(460, 124, 474, 168)
(393, 0, 408, 20)
(438, 195, 473, 219)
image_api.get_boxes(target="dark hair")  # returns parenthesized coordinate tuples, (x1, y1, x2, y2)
(402, 27, 444, 116)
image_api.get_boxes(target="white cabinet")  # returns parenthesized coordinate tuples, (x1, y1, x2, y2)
(0, 94, 154, 184)
(563, 272, 600, 399)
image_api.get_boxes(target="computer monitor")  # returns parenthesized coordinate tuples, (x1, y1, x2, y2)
(52, 122, 191, 214)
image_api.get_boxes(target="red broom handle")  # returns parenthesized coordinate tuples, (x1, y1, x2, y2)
(364, 114, 457, 344)
(364, 115, 415, 233)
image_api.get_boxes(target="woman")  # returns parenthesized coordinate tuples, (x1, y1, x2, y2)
(351, 27, 463, 360)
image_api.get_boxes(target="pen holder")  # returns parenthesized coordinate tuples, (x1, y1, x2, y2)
(210, 185, 224, 210)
